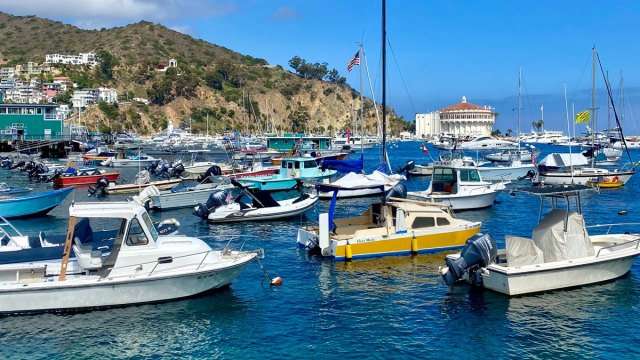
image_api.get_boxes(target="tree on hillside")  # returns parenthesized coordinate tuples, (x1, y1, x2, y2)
(96, 50, 117, 81)
(288, 56, 329, 80)
(325, 68, 346, 84)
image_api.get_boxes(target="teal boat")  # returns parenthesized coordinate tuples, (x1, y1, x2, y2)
(0, 187, 73, 218)
(240, 157, 337, 191)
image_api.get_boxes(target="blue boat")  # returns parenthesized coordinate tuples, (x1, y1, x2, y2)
(0, 187, 73, 218)
(239, 157, 337, 191)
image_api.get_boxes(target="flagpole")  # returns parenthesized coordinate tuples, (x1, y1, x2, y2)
(564, 82, 574, 184)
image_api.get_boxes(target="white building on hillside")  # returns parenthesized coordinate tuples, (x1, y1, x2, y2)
(45, 52, 97, 66)
(415, 96, 496, 138)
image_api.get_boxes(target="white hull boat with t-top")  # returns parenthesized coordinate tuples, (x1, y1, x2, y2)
(439, 185, 640, 296)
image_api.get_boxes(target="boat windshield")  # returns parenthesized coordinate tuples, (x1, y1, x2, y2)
(459, 169, 481, 182)
(142, 213, 158, 241)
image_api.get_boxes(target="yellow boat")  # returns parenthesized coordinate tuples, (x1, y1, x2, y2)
(297, 195, 481, 261)
(586, 176, 624, 188)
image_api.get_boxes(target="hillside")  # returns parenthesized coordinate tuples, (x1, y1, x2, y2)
(0, 12, 411, 135)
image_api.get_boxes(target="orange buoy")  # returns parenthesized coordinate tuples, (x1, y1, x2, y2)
(270, 276, 283, 286)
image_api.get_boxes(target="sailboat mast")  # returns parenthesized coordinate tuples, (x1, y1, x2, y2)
(381, 0, 387, 167)
(518, 67, 522, 150)
(359, 43, 364, 153)
(591, 46, 596, 167)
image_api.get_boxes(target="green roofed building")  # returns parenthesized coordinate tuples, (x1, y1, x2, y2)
(0, 103, 64, 140)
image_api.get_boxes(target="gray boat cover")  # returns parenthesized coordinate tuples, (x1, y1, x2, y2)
(531, 209, 594, 262)
(505, 236, 544, 266)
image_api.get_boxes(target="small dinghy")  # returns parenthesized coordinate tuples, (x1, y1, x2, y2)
(194, 179, 318, 223)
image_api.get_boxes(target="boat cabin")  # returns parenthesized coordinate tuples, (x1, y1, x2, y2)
(67, 202, 161, 277)
(278, 158, 321, 178)
(430, 165, 481, 194)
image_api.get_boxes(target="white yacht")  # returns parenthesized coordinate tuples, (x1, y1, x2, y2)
(457, 136, 518, 150)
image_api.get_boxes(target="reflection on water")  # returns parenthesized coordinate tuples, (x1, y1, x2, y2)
(0, 144, 639, 358)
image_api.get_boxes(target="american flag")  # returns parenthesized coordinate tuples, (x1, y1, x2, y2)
(347, 50, 360, 72)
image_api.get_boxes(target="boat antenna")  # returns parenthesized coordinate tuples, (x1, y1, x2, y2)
(596, 50, 634, 167)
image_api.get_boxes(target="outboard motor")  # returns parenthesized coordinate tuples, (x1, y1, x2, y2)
(396, 160, 415, 175)
(146, 161, 159, 174)
(28, 163, 48, 180)
(169, 162, 185, 178)
(194, 190, 230, 218)
(517, 169, 536, 181)
(198, 165, 222, 182)
(385, 183, 407, 200)
(10, 160, 24, 170)
(88, 176, 110, 197)
(156, 161, 171, 178)
(46, 168, 64, 182)
(439, 233, 497, 286)
(1, 158, 13, 169)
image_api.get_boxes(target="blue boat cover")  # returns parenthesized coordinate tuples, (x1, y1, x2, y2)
(320, 155, 364, 173)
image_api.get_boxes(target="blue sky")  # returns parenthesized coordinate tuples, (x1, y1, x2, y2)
(3, 0, 640, 134)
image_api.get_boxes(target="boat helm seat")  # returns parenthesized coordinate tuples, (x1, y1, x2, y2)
(73, 237, 102, 270)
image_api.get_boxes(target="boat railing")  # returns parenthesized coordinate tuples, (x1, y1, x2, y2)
(585, 222, 640, 235)
(102, 248, 261, 278)
(595, 237, 640, 257)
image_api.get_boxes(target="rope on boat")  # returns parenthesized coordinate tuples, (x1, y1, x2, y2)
(256, 257, 282, 286)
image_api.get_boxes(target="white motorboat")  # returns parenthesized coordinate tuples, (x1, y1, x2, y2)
(0, 201, 260, 314)
(407, 158, 508, 211)
(194, 180, 318, 223)
(477, 159, 537, 182)
(535, 153, 634, 185)
(101, 153, 160, 167)
(408, 164, 434, 176)
(317, 171, 405, 199)
(439, 185, 640, 296)
(457, 136, 518, 151)
(132, 177, 237, 211)
(484, 148, 536, 163)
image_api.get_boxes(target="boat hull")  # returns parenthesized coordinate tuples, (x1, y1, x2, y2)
(106, 179, 182, 194)
(408, 191, 499, 211)
(208, 196, 317, 223)
(482, 251, 639, 296)
(0, 187, 73, 218)
(478, 164, 536, 182)
(54, 173, 120, 187)
(537, 170, 633, 185)
(0, 255, 255, 314)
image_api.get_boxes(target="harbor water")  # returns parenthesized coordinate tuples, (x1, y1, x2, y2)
(0, 142, 639, 359)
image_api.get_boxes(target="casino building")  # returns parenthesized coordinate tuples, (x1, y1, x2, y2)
(415, 96, 497, 138)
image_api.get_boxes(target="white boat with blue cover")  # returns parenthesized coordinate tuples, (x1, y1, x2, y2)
(0, 201, 261, 314)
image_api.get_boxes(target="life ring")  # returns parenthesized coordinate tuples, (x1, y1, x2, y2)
(612, 176, 620, 182)
(291, 170, 298, 178)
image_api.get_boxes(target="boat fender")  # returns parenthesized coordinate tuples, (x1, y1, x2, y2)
(345, 241, 353, 261)
(411, 234, 418, 253)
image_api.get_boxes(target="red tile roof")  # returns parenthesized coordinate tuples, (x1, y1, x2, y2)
(439, 97, 490, 112)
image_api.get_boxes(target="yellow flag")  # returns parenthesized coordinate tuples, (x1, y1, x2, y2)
(575, 110, 590, 124)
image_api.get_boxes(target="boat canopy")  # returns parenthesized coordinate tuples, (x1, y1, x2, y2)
(531, 209, 595, 262)
(538, 153, 589, 168)
(320, 155, 363, 173)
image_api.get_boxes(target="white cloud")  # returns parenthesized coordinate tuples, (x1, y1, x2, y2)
(271, 6, 301, 21)
(0, 0, 237, 29)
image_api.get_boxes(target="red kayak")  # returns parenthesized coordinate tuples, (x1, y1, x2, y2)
(54, 172, 120, 188)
